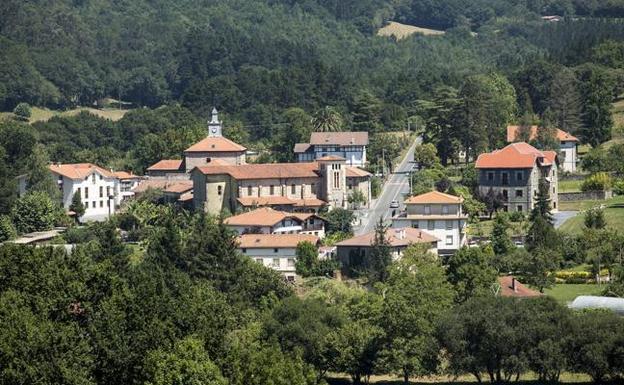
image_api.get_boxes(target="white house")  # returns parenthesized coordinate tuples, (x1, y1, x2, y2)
(391, 191, 468, 255)
(18, 163, 136, 222)
(507, 125, 579, 173)
(294, 132, 368, 166)
(112, 171, 142, 205)
(237, 233, 320, 280)
(224, 207, 326, 238)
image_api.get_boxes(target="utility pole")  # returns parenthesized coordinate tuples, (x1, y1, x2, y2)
(382, 148, 385, 177)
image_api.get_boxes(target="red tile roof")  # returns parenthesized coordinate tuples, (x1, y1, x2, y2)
(111, 171, 140, 180)
(225, 207, 321, 227)
(184, 136, 246, 153)
(507, 125, 579, 143)
(237, 234, 319, 249)
(498, 276, 542, 298)
(405, 191, 463, 204)
(475, 142, 557, 169)
(310, 132, 369, 146)
(195, 162, 320, 180)
(146, 159, 183, 171)
(292, 198, 327, 207)
(49, 163, 114, 180)
(336, 227, 438, 248)
(163, 181, 193, 194)
(294, 143, 311, 153)
(346, 167, 372, 178)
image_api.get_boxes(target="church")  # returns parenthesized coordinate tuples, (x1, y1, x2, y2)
(145, 108, 372, 215)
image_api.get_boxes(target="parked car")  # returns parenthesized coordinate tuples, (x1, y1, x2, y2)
(389, 200, 399, 208)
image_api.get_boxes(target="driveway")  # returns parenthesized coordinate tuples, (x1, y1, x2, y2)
(553, 211, 578, 228)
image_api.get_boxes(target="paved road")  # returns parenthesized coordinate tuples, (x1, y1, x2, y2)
(355, 136, 421, 235)
(553, 210, 578, 229)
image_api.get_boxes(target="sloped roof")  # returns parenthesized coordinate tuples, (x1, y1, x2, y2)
(146, 159, 183, 171)
(498, 276, 542, 298)
(317, 155, 346, 161)
(310, 132, 369, 146)
(111, 171, 140, 180)
(195, 162, 320, 180)
(292, 198, 327, 207)
(336, 227, 438, 248)
(163, 181, 193, 194)
(405, 191, 463, 204)
(237, 234, 319, 249)
(475, 142, 557, 169)
(225, 207, 301, 227)
(507, 125, 579, 143)
(49, 163, 114, 180)
(346, 167, 372, 178)
(294, 143, 311, 153)
(184, 136, 247, 153)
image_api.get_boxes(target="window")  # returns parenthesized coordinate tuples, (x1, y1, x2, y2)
(446, 235, 453, 245)
(291, 184, 296, 194)
(487, 172, 494, 181)
(273, 248, 278, 253)
(446, 220, 453, 230)
(287, 258, 295, 267)
(84, 187, 89, 199)
(92, 201, 96, 208)
(502, 190, 508, 200)
(412, 222, 419, 229)
(553, 187, 556, 194)
(242, 248, 247, 253)
(424, 205, 431, 215)
(99, 186, 103, 198)
(272, 258, 280, 267)
(515, 189, 523, 198)
(107, 200, 110, 207)
(502, 172, 509, 185)
(217, 186, 223, 196)
(517, 205, 523, 212)
(76, 187, 81, 198)
(247, 185, 252, 196)
(255, 258, 262, 264)
(100, 201, 104, 208)
(270, 185, 275, 195)
(516, 172, 523, 181)
(99, 174, 103, 180)
(92, 174, 96, 183)
(333, 171, 340, 189)
(106, 186, 111, 197)
(503, 205, 508, 212)
(442, 205, 449, 214)
(427, 220, 434, 231)
(311, 183, 316, 194)
(206, 157, 211, 163)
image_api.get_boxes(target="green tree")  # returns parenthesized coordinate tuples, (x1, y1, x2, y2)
(324, 208, 354, 235)
(577, 64, 615, 147)
(295, 241, 319, 277)
(368, 219, 391, 283)
(520, 246, 561, 293)
(351, 89, 383, 134)
(13, 102, 32, 121)
(490, 213, 514, 256)
(347, 188, 366, 209)
(274, 107, 312, 162)
(24, 144, 59, 200)
(0, 215, 16, 242)
(378, 245, 453, 384)
(584, 207, 607, 229)
(446, 246, 497, 302)
(0, 147, 16, 214)
(547, 68, 583, 135)
(143, 337, 226, 385)
(312, 106, 343, 132)
(11, 192, 58, 234)
(413, 143, 440, 169)
(69, 191, 85, 220)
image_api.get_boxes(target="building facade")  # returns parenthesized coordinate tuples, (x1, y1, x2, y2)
(476, 142, 559, 213)
(294, 132, 368, 166)
(237, 233, 320, 280)
(391, 191, 467, 255)
(507, 125, 579, 173)
(224, 207, 325, 238)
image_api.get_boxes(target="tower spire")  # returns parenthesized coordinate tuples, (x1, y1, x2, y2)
(208, 107, 222, 137)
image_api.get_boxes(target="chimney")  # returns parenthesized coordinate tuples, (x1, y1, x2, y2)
(511, 277, 517, 293)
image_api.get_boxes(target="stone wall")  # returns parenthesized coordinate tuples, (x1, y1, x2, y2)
(558, 190, 613, 202)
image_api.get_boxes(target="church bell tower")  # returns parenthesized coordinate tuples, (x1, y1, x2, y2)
(208, 107, 222, 137)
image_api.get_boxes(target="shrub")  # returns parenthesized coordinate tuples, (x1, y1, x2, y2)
(509, 210, 525, 222)
(13, 103, 32, 120)
(11, 192, 57, 234)
(62, 226, 97, 244)
(0, 215, 16, 242)
(581, 172, 612, 192)
(614, 179, 624, 195)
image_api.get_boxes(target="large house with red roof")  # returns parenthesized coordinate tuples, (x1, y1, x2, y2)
(294, 131, 368, 166)
(224, 207, 326, 238)
(392, 191, 468, 254)
(507, 125, 579, 172)
(144, 109, 372, 214)
(476, 142, 559, 213)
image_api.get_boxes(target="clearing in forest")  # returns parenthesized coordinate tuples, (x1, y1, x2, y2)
(377, 21, 445, 40)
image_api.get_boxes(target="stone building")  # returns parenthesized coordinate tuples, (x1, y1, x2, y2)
(476, 142, 559, 213)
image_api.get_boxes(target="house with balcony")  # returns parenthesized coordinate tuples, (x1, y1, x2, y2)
(336, 227, 438, 276)
(294, 132, 368, 166)
(224, 207, 326, 237)
(112, 171, 143, 204)
(392, 191, 468, 255)
(476, 142, 559, 213)
(237, 233, 320, 281)
(507, 125, 579, 172)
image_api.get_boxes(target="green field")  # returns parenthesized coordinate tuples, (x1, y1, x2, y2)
(559, 178, 583, 193)
(558, 195, 624, 234)
(543, 284, 602, 304)
(1, 106, 129, 123)
(377, 21, 445, 40)
(467, 218, 527, 237)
